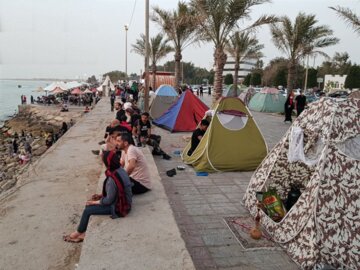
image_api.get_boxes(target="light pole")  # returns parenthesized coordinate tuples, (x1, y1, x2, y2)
(124, 24, 129, 79)
(144, 0, 150, 112)
(304, 55, 309, 92)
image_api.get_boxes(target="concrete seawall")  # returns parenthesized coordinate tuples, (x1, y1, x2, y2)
(0, 99, 112, 269)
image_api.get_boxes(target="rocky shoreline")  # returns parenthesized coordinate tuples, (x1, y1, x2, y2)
(0, 105, 85, 193)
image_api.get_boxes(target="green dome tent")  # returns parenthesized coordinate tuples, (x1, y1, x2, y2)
(222, 84, 247, 97)
(182, 97, 268, 172)
(248, 87, 286, 113)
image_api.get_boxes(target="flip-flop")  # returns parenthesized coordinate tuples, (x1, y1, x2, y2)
(63, 234, 84, 243)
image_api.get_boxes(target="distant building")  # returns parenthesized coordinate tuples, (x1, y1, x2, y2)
(142, 71, 175, 89)
(223, 57, 257, 83)
(324, 74, 347, 92)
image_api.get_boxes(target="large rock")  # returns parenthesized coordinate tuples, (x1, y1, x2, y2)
(0, 178, 17, 190)
(54, 116, 64, 122)
(32, 143, 41, 151)
(33, 146, 47, 156)
(6, 162, 17, 169)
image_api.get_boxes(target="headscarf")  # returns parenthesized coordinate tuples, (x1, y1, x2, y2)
(102, 151, 121, 171)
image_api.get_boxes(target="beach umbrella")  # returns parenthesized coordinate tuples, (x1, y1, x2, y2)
(71, 88, 82, 95)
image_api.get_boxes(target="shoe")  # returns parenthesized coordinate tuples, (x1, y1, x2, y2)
(162, 153, 171, 160)
(91, 150, 100, 155)
(98, 140, 105, 145)
(166, 168, 176, 177)
(152, 149, 163, 156)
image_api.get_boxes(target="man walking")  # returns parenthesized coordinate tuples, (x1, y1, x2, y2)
(295, 90, 307, 117)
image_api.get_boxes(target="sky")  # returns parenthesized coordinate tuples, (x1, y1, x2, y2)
(0, 0, 359, 79)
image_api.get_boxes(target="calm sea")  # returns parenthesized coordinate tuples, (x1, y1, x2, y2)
(0, 80, 52, 127)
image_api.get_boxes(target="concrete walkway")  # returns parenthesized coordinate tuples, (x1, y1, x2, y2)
(152, 94, 299, 269)
(0, 99, 111, 270)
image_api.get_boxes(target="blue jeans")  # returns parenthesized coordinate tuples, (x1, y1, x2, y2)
(77, 205, 112, 233)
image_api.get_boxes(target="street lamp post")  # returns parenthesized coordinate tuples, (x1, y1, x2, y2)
(144, 0, 150, 112)
(304, 55, 309, 92)
(124, 24, 129, 79)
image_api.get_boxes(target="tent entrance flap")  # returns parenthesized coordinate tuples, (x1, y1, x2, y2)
(217, 111, 248, 131)
(336, 135, 360, 160)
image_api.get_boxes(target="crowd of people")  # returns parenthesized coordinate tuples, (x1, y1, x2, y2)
(5, 121, 73, 165)
(6, 130, 34, 165)
(64, 84, 171, 243)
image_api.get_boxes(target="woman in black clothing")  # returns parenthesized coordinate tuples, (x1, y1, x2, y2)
(284, 90, 295, 123)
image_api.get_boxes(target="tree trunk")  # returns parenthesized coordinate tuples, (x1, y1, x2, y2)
(152, 62, 157, 90)
(213, 47, 227, 104)
(287, 60, 296, 91)
(174, 50, 182, 88)
(233, 56, 240, 97)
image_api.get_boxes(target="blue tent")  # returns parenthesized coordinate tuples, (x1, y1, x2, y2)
(150, 85, 178, 119)
(154, 85, 178, 96)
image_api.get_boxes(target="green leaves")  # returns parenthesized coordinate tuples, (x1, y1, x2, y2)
(271, 12, 339, 61)
(131, 33, 173, 65)
(330, 6, 360, 35)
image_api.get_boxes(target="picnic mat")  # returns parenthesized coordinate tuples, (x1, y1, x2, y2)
(224, 216, 281, 250)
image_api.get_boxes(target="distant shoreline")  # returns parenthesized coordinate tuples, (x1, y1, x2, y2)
(0, 79, 75, 82)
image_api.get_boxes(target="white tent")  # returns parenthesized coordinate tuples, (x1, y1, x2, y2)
(99, 75, 115, 96)
(66, 81, 83, 89)
(44, 82, 68, 91)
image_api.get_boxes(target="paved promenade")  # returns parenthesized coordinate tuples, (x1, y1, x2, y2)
(152, 95, 299, 269)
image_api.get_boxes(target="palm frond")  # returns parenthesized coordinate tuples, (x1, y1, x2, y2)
(271, 12, 338, 65)
(330, 6, 360, 34)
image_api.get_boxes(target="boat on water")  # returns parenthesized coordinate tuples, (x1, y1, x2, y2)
(18, 85, 22, 88)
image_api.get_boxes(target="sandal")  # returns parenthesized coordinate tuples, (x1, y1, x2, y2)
(63, 234, 84, 243)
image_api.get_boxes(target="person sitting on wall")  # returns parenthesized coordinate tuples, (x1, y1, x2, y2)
(132, 112, 171, 160)
(63, 150, 132, 243)
(116, 133, 152, 194)
(187, 119, 210, 156)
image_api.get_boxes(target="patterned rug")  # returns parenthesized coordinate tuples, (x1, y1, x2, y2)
(224, 216, 281, 250)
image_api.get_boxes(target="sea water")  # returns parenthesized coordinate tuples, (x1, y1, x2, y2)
(0, 80, 52, 126)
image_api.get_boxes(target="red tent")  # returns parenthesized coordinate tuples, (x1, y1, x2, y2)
(71, 88, 82, 95)
(153, 90, 209, 132)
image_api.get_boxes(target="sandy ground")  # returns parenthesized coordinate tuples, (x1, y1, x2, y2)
(0, 98, 112, 270)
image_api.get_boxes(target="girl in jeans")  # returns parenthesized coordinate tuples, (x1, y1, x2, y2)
(63, 151, 132, 243)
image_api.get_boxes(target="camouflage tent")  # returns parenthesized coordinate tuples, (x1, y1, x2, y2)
(244, 98, 360, 269)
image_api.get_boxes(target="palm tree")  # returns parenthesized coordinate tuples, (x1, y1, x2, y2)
(330, 6, 360, 35)
(152, 2, 197, 88)
(225, 31, 264, 95)
(132, 33, 173, 90)
(190, 0, 277, 102)
(270, 13, 339, 90)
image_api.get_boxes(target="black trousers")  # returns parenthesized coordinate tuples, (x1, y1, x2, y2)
(130, 177, 150, 194)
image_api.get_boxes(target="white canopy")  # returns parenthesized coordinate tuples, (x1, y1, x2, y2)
(44, 82, 68, 91)
(66, 81, 83, 89)
(101, 75, 115, 91)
